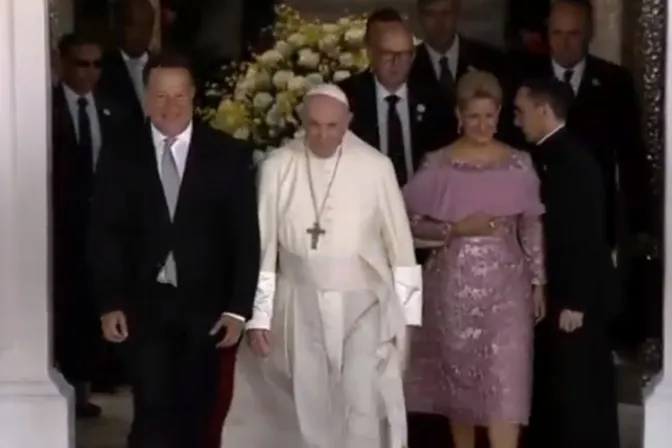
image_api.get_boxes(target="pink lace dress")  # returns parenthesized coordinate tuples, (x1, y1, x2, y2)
(403, 150, 545, 425)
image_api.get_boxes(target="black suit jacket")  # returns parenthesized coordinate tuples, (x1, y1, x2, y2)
(98, 49, 147, 128)
(51, 85, 128, 307)
(536, 129, 618, 318)
(88, 122, 260, 323)
(338, 71, 455, 170)
(523, 54, 647, 247)
(410, 39, 517, 143)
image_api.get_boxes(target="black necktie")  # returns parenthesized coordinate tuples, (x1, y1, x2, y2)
(563, 69, 575, 94)
(438, 56, 455, 96)
(385, 94, 407, 185)
(77, 97, 94, 172)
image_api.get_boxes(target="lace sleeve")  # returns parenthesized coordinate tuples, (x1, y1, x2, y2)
(410, 215, 451, 241)
(519, 215, 546, 285)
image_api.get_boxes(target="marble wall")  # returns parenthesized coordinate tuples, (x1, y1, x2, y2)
(590, 0, 623, 64)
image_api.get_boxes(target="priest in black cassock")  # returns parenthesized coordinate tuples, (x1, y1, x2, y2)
(514, 78, 619, 448)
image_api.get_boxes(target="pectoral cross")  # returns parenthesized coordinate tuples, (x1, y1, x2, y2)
(306, 221, 326, 249)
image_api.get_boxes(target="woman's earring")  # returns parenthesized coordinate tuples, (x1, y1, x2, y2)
(457, 121, 462, 134)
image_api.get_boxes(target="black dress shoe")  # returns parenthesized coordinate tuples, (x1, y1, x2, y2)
(75, 402, 102, 419)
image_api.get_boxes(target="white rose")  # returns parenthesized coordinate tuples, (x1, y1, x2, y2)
(287, 75, 306, 91)
(338, 52, 354, 67)
(254, 71, 271, 90)
(305, 73, 324, 89)
(233, 127, 250, 140)
(236, 74, 256, 93)
(272, 70, 294, 90)
(252, 92, 273, 110)
(297, 49, 320, 69)
(344, 27, 366, 45)
(318, 35, 339, 52)
(274, 40, 292, 57)
(233, 87, 248, 101)
(337, 17, 351, 27)
(258, 49, 283, 66)
(287, 33, 307, 47)
(265, 103, 284, 127)
(332, 70, 352, 82)
(322, 23, 339, 34)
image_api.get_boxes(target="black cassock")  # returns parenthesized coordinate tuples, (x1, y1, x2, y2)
(526, 128, 620, 448)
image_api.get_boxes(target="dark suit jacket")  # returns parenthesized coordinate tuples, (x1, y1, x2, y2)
(536, 128, 618, 318)
(88, 122, 260, 324)
(51, 84, 128, 307)
(338, 70, 455, 169)
(523, 54, 647, 248)
(409, 39, 517, 143)
(98, 49, 147, 128)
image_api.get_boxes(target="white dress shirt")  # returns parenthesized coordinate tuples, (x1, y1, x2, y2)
(552, 58, 586, 94)
(425, 36, 460, 81)
(121, 49, 148, 105)
(374, 79, 414, 177)
(150, 121, 244, 321)
(150, 121, 192, 178)
(62, 83, 102, 168)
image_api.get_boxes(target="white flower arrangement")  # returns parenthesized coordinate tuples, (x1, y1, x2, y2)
(202, 5, 370, 149)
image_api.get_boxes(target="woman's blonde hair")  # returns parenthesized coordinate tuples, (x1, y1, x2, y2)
(455, 70, 503, 109)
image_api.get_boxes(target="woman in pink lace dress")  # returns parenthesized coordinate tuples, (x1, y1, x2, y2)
(403, 71, 546, 448)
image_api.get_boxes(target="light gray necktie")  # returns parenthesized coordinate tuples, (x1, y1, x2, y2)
(160, 137, 180, 285)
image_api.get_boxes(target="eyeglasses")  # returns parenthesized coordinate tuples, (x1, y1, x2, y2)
(73, 59, 102, 69)
(378, 50, 414, 63)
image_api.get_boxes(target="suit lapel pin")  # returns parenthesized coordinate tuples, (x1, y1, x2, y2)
(102, 108, 111, 116)
(415, 104, 426, 122)
(592, 78, 600, 87)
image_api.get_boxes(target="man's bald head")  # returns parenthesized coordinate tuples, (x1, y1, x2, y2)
(548, 0, 593, 68)
(369, 23, 415, 90)
(302, 91, 351, 157)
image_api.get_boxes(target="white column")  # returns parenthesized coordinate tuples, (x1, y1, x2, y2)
(643, 1, 672, 445)
(0, 0, 72, 447)
(589, 0, 623, 64)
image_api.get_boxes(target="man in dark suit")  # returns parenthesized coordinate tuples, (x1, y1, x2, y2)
(52, 32, 128, 418)
(98, 0, 155, 128)
(514, 78, 619, 448)
(522, 0, 647, 349)
(339, 15, 454, 185)
(410, 0, 516, 142)
(89, 52, 260, 448)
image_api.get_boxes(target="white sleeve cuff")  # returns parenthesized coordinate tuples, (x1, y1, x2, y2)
(245, 271, 276, 330)
(393, 265, 423, 326)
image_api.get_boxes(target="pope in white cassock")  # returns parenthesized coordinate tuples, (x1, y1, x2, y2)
(220, 84, 423, 448)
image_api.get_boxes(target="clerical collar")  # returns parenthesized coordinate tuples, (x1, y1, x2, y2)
(537, 123, 566, 145)
(120, 49, 149, 64)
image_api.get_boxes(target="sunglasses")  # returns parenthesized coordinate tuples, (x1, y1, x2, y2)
(73, 59, 102, 69)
